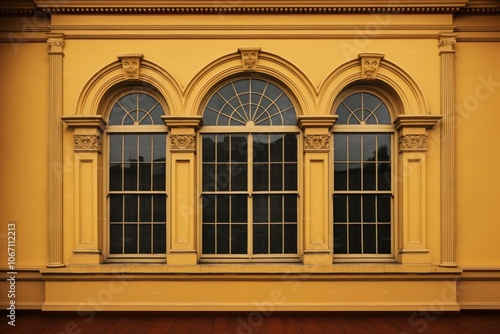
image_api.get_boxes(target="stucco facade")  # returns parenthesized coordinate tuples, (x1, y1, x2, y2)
(1, 0, 499, 312)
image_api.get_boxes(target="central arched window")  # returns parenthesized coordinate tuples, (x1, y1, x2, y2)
(200, 78, 299, 261)
(106, 90, 167, 260)
(332, 89, 394, 261)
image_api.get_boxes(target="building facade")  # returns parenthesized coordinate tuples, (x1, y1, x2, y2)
(1, 0, 499, 312)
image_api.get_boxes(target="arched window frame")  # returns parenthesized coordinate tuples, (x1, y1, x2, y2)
(198, 76, 302, 262)
(331, 86, 398, 263)
(103, 86, 169, 262)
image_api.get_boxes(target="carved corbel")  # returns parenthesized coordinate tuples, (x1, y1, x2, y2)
(359, 53, 384, 80)
(117, 53, 144, 79)
(239, 47, 261, 71)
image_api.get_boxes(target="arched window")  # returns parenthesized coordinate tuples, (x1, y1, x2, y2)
(106, 90, 167, 260)
(200, 78, 299, 261)
(333, 90, 394, 261)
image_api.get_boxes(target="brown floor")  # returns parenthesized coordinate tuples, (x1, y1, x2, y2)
(1, 312, 500, 334)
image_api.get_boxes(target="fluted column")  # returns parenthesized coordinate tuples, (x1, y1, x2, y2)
(438, 33, 458, 268)
(47, 33, 65, 268)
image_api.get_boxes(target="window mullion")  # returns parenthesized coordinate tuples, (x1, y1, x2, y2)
(248, 133, 254, 257)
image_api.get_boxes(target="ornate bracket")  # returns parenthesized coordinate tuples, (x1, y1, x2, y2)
(170, 134, 196, 151)
(359, 53, 384, 80)
(304, 134, 330, 152)
(117, 53, 143, 79)
(239, 47, 261, 71)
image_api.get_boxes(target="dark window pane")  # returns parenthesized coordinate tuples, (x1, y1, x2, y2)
(124, 195, 138, 222)
(124, 224, 138, 254)
(334, 163, 348, 191)
(375, 104, 391, 124)
(231, 224, 247, 254)
(152, 163, 165, 191)
(378, 224, 391, 254)
(348, 134, 361, 161)
(231, 164, 247, 191)
(202, 224, 215, 254)
(335, 104, 350, 125)
(109, 224, 123, 254)
(349, 224, 362, 254)
(377, 195, 391, 222)
(216, 224, 230, 254)
(123, 164, 137, 190)
(139, 195, 152, 222)
(284, 134, 297, 162)
(217, 195, 230, 223)
(333, 195, 347, 223)
(253, 134, 268, 162)
(270, 164, 283, 191)
(253, 195, 268, 223)
(363, 134, 376, 161)
(203, 164, 215, 191)
(363, 195, 376, 222)
(270, 224, 283, 254)
(284, 164, 297, 191)
(363, 224, 377, 254)
(253, 164, 269, 191)
(202, 135, 216, 162)
(217, 164, 230, 191)
(153, 135, 166, 161)
(109, 105, 124, 125)
(124, 134, 138, 162)
(139, 224, 152, 254)
(152, 195, 166, 222)
(270, 195, 283, 222)
(109, 134, 122, 162)
(377, 134, 391, 161)
(109, 195, 123, 222)
(202, 195, 215, 223)
(334, 134, 347, 161)
(348, 163, 361, 190)
(153, 224, 166, 253)
(269, 135, 283, 162)
(333, 224, 347, 254)
(139, 163, 152, 191)
(231, 195, 247, 223)
(283, 195, 297, 223)
(284, 224, 297, 254)
(139, 135, 151, 162)
(217, 135, 230, 162)
(363, 163, 376, 190)
(109, 164, 122, 191)
(348, 195, 361, 222)
(378, 163, 391, 190)
(231, 135, 247, 162)
(253, 225, 268, 254)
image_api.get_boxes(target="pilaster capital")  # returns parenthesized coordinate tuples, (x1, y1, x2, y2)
(438, 33, 458, 55)
(61, 116, 107, 132)
(297, 115, 338, 130)
(162, 115, 203, 130)
(47, 33, 65, 55)
(393, 115, 442, 132)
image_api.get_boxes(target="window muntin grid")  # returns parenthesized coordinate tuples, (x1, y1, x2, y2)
(333, 91, 393, 257)
(107, 92, 167, 257)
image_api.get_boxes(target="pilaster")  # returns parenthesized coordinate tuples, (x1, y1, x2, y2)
(47, 33, 65, 268)
(62, 116, 107, 265)
(162, 116, 203, 265)
(298, 115, 338, 265)
(394, 115, 441, 265)
(438, 33, 458, 268)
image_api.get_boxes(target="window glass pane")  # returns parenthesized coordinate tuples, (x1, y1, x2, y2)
(269, 135, 283, 162)
(335, 104, 350, 124)
(203, 164, 215, 192)
(284, 164, 297, 191)
(348, 134, 361, 161)
(139, 195, 152, 222)
(153, 195, 166, 222)
(377, 134, 391, 161)
(124, 195, 138, 222)
(363, 195, 376, 222)
(363, 134, 376, 161)
(109, 164, 122, 191)
(109, 134, 122, 162)
(375, 104, 391, 124)
(217, 164, 230, 191)
(378, 224, 391, 254)
(348, 195, 361, 222)
(270, 224, 283, 254)
(217, 195, 230, 222)
(378, 163, 391, 190)
(150, 105, 164, 125)
(348, 224, 362, 253)
(333, 195, 347, 223)
(334, 163, 348, 191)
(284, 134, 297, 162)
(139, 135, 151, 162)
(253, 225, 268, 254)
(152, 224, 166, 253)
(363, 163, 376, 190)
(231, 164, 247, 191)
(139, 224, 152, 254)
(231, 224, 247, 254)
(253, 164, 269, 191)
(110, 224, 123, 254)
(270, 164, 283, 191)
(153, 134, 166, 161)
(124, 224, 138, 254)
(109, 195, 123, 222)
(231, 135, 247, 162)
(283, 195, 297, 223)
(363, 224, 377, 254)
(253, 195, 268, 223)
(253, 134, 268, 162)
(284, 224, 297, 254)
(333, 224, 347, 254)
(139, 163, 152, 191)
(217, 224, 230, 254)
(377, 195, 391, 222)
(152, 163, 165, 191)
(109, 105, 124, 125)
(231, 195, 247, 223)
(203, 135, 216, 162)
(124, 135, 138, 162)
(202, 195, 215, 223)
(334, 134, 347, 161)
(348, 163, 361, 190)
(124, 164, 137, 190)
(217, 136, 230, 162)
(202, 224, 215, 254)
(270, 195, 283, 222)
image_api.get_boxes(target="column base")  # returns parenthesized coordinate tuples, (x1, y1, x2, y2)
(303, 252, 332, 265)
(396, 249, 431, 265)
(167, 252, 198, 265)
(71, 251, 103, 265)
